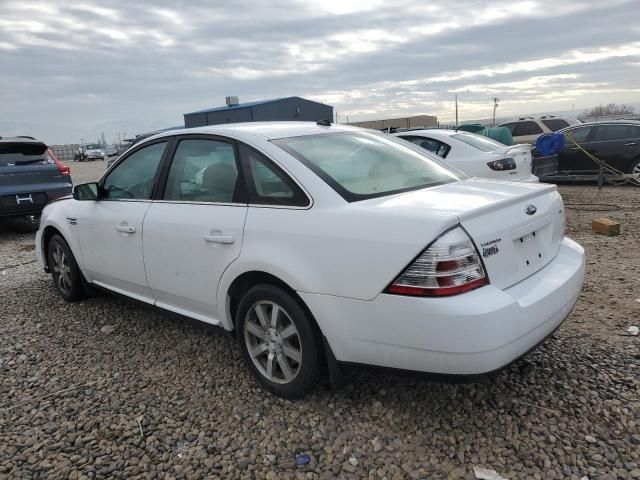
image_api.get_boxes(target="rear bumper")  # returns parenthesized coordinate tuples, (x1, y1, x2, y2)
(300, 237, 585, 375)
(519, 174, 539, 183)
(0, 185, 72, 218)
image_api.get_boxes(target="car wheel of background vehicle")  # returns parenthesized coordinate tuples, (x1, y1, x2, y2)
(236, 284, 321, 398)
(630, 158, 640, 179)
(10, 215, 40, 234)
(47, 234, 85, 302)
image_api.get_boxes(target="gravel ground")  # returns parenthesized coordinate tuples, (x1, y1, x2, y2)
(1, 161, 639, 480)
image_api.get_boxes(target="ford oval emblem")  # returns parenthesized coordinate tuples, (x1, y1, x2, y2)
(525, 204, 537, 215)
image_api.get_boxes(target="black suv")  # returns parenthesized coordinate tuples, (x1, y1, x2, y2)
(0, 137, 72, 230)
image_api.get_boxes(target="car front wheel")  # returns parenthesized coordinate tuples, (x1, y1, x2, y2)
(236, 284, 321, 398)
(48, 234, 85, 302)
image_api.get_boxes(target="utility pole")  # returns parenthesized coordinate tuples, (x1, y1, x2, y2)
(455, 95, 459, 128)
(492, 98, 499, 126)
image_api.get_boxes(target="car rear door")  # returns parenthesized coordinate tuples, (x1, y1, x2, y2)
(142, 135, 248, 324)
(0, 140, 71, 215)
(589, 124, 639, 173)
(76, 139, 168, 302)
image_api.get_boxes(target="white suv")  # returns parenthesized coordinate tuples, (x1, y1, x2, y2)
(499, 116, 581, 144)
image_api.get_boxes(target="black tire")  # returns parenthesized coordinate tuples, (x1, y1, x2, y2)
(236, 284, 321, 398)
(47, 234, 85, 302)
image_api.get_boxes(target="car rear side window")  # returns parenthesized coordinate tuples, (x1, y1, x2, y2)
(399, 136, 450, 158)
(273, 132, 462, 202)
(594, 125, 632, 141)
(238, 143, 309, 207)
(163, 139, 241, 203)
(512, 121, 543, 137)
(541, 119, 569, 131)
(102, 141, 166, 200)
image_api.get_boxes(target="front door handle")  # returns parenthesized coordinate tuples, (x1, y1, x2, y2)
(624, 142, 637, 146)
(203, 234, 234, 244)
(115, 225, 136, 233)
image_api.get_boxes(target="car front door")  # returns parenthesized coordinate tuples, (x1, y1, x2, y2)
(142, 136, 248, 324)
(77, 139, 168, 302)
(558, 125, 596, 174)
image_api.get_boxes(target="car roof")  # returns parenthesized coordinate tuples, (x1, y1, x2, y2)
(148, 121, 363, 141)
(559, 119, 640, 130)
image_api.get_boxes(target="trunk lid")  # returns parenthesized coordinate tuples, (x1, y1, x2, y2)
(361, 178, 565, 290)
(0, 140, 64, 190)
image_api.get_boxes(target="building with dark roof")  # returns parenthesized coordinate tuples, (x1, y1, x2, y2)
(183, 96, 333, 128)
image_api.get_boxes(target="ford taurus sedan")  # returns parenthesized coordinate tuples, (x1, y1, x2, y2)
(36, 122, 585, 398)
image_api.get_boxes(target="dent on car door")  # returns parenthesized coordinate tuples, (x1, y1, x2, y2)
(142, 136, 249, 323)
(77, 140, 168, 301)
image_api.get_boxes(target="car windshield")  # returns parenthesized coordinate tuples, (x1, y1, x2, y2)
(86, 144, 101, 149)
(273, 131, 464, 201)
(450, 133, 505, 152)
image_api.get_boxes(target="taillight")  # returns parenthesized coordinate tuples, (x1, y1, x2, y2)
(487, 158, 516, 171)
(47, 149, 70, 176)
(385, 226, 488, 297)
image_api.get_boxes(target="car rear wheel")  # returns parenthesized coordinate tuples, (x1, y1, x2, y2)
(48, 234, 85, 302)
(630, 158, 640, 179)
(236, 284, 320, 398)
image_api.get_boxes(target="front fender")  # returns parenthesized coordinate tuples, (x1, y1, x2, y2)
(36, 201, 87, 278)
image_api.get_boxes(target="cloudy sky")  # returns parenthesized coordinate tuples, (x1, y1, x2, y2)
(1, 0, 639, 144)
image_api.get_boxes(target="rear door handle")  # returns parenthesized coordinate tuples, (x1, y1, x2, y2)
(624, 142, 637, 146)
(115, 225, 136, 233)
(203, 234, 234, 244)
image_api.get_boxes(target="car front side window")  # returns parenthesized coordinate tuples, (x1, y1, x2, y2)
(102, 141, 167, 200)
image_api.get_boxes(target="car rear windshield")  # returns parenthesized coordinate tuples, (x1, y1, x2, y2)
(450, 133, 505, 152)
(272, 132, 464, 201)
(0, 142, 49, 167)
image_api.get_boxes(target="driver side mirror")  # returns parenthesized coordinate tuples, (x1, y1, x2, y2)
(73, 182, 100, 201)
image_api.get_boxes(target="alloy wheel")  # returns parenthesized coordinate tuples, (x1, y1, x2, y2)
(633, 162, 640, 179)
(51, 244, 72, 295)
(244, 300, 302, 384)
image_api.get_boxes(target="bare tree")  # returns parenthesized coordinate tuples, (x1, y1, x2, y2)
(583, 103, 635, 117)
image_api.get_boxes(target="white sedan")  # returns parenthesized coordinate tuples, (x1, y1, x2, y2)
(394, 129, 539, 182)
(36, 122, 585, 398)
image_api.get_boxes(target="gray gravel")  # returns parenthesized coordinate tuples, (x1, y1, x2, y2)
(1, 176, 639, 479)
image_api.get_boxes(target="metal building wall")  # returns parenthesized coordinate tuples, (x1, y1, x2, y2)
(183, 97, 333, 127)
